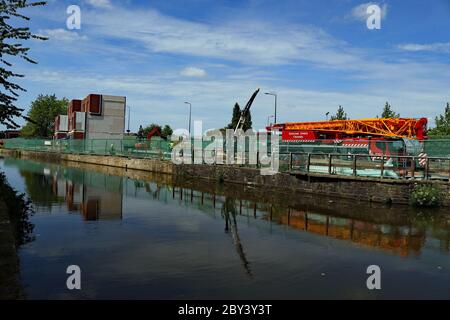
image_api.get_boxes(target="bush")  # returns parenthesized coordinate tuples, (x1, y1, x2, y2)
(0, 172, 34, 246)
(410, 184, 442, 207)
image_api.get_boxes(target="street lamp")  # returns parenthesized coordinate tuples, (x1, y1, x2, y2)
(325, 112, 330, 121)
(265, 92, 277, 124)
(267, 115, 274, 126)
(184, 102, 192, 135)
(127, 105, 131, 134)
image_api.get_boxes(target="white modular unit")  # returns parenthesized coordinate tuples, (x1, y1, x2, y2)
(85, 95, 126, 140)
(59, 115, 69, 132)
(75, 112, 86, 131)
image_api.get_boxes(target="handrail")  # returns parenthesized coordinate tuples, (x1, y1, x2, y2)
(286, 152, 450, 162)
(286, 152, 450, 181)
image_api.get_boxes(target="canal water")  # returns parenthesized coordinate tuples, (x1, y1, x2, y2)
(0, 156, 449, 299)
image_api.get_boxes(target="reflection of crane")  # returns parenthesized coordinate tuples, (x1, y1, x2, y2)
(234, 89, 260, 134)
(222, 198, 252, 276)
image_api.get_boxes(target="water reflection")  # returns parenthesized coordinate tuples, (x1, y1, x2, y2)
(4, 158, 123, 221)
(266, 208, 425, 257)
(222, 197, 252, 276)
(6, 157, 450, 258)
(1, 157, 450, 299)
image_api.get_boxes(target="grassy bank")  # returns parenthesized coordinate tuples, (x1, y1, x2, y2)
(0, 172, 34, 300)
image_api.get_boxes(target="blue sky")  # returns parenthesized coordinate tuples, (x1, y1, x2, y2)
(3, 0, 450, 132)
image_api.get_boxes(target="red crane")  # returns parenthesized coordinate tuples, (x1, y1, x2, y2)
(146, 127, 161, 141)
(274, 118, 428, 141)
(268, 118, 428, 157)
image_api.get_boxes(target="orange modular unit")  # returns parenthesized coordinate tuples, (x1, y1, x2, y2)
(68, 99, 82, 115)
(72, 132, 85, 140)
(54, 132, 68, 139)
(276, 118, 428, 140)
(68, 100, 82, 131)
(82, 94, 102, 115)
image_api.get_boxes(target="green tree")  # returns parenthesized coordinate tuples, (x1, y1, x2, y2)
(227, 103, 241, 129)
(242, 109, 252, 131)
(428, 102, 450, 137)
(0, 1, 48, 129)
(161, 125, 173, 138)
(381, 102, 400, 118)
(142, 123, 161, 136)
(226, 103, 252, 131)
(331, 105, 348, 121)
(21, 94, 68, 137)
(137, 125, 144, 139)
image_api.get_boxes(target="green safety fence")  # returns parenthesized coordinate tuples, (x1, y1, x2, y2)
(4, 137, 450, 161)
(2, 137, 173, 160)
(422, 140, 450, 157)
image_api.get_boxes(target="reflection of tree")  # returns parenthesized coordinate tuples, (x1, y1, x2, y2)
(20, 170, 60, 210)
(409, 210, 450, 252)
(222, 197, 252, 276)
(0, 173, 34, 246)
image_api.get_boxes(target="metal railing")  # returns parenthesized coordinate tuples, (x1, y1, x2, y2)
(3, 137, 450, 181)
(286, 152, 450, 181)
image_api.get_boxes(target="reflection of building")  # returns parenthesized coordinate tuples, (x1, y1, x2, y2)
(80, 185, 123, 221)
(52, 170, 123, 221)
(65, 180, 83, 212)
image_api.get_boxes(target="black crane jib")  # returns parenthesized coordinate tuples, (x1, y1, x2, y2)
(242, 88, 260, 116)
(234, 88, 260, 133)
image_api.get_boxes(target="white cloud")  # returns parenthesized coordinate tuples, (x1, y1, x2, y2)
(39, 28, 88, 41)
(180, 67, 207, 78)
(79, 8, 358, 67)
(350, 2, 388, 21)
(85, 0, 112, 8)
(398, 43, 450, 53)
(9, 6, 450, 132)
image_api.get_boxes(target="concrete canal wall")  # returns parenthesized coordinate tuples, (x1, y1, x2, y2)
(2, 148, 450, 206)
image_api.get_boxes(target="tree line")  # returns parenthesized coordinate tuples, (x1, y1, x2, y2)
(5, 94, 450, 139)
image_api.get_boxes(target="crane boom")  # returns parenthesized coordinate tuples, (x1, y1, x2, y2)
(277, 118, 428, 140)
(234, 89, 260, 134)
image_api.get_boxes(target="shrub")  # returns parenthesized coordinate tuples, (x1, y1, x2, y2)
(410, 184, 442, 207)
(0, 172, 34, 246)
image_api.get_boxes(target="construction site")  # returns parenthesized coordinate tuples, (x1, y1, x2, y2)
(1, 89, 450, 183)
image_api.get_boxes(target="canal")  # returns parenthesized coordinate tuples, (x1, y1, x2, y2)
(0, 156, 449, 299)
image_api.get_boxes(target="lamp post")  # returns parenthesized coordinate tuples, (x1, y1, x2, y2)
(184, 102, 192, 135)
(325, 112, 330, 121)
(265, 92, 277, 124)
(127, 105, 131, 135)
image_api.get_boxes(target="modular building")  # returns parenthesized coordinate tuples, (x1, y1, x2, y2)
(63, 94, 126, 140)
(54, 115, 69, 139)
(84, 94, 126, 140)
